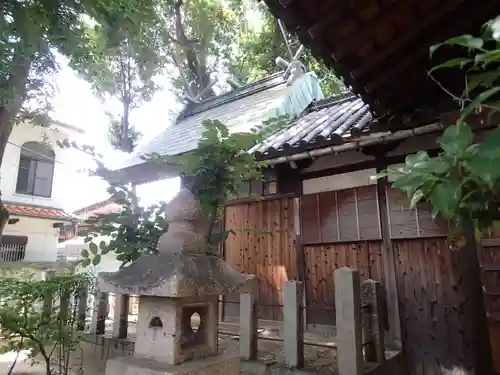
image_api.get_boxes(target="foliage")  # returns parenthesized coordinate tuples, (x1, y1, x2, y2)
(70, 10, 163, 153)
(79, 184, 168, 268)
(147, 116, 289, 252)
(82, 115, 289, 265)
(226, 4, 345, 97)
(0, 272, 92, 375)
(378, 15, 500, 241)
(0, 0, 155, 132)
(127, 0, 345, 101)
(157, 0, 245, 100)
(0, 0, 157, 236)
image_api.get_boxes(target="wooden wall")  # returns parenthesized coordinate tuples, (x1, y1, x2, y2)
(301, 185, 385, 325)
(223, 196, 296, 321)
(304, 242, 385, 325)
(479, 237, 500, 371)
(393, 237, 465, 374)
(222, 171, 500, 374)
(300, 181, 485, 375)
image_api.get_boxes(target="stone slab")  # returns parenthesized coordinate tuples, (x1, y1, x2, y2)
(105, 353, 240, 375)
(98, 253, 255, 297)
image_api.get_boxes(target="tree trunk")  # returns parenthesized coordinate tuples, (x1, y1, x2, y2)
(0, 113, 15, 241)
(455, 219, 493, 374)
(0, 49, 32, 239)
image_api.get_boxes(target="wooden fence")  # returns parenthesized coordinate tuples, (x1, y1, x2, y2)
(221, 184, 500, 374)
(223, 196, 296, 321)
(88, 268, 390, 375)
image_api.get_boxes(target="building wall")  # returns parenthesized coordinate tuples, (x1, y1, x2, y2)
(1, 122, 73, 209)
(73, 201, 122, 221)
(3, 216, 60, 262)
(223, 125, 500, 374)
(298, 128, 499, 375)
(223, 197, 296, 321)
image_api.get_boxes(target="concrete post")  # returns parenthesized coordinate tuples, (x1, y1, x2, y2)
(95, 292, 109, 335)
(112, 294, 129, 338)
(42, 270, 55, 319)
(283, 281, 304, 368)
(77, 281, 89, 331)
(239, 293, 257, 360)
(362, 279, 385, 363)
(335, 267, 363, 375)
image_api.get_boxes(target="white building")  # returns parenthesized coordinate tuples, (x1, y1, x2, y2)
(1, 120, 83, 263)
(57, 198, 122, 273)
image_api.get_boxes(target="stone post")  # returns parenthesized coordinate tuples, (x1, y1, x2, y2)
(42, 270, 56, 319)
(77, 281, 89, 331)
(112, 294, 129, 338)
(239, 293, 257, 360)
(283, 281, 304, 368)
(362, 279, 385, 363)
(95, 292, 109, 335)
(335, 268, 363, 375)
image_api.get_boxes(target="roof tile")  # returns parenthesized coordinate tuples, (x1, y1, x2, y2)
(5, 203, 75, 221)
(251, 93, 373, 158)
(116, 72, 324, 170)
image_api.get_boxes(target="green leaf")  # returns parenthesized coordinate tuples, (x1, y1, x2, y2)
(466, 72, 500, 95)
(428, 180, 462, 219)
(459, 87, 500, 123)
(465, 155, 500, 186)
(405, 151, 429, 167)
(92, 255, 102, 266)
(81, 249, 89, 258)
(474, 49, 500, 68)
(410, 189, 424, 208)
(474, 225, 483, 242)
(438, 124, 473, 156)
(430, 35, 484, 57)
(373, 170, 388, 179)
(429, 57, 473, 73)
(116, 254, 127, 261)
(478, 126, 500, 157)
(463, 144, 480, 159)
(89, 242, 98, 255)
(392, 172, 426, 196)
(81, 259, 91, 268)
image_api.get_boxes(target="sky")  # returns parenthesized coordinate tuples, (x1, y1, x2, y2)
(50, 56, 182, 212)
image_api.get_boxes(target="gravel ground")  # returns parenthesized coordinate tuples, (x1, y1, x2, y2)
(217, 330, 338, 374)
(0, 327, 339, 375)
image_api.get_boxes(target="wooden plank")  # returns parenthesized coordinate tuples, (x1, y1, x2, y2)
(482, 264, 500, 272)
(223, 197, 296, 321)
(482, 238, 500, 248)
(226, 193, 294, 206)
(376, 156, 402, 346)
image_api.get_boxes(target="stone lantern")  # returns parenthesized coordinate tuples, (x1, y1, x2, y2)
(98, 188, 254, 375)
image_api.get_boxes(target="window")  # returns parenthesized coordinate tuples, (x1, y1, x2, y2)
(16, 142, 55, 198)
(233, 169, 277, 199)
(0, 235, 27, 262)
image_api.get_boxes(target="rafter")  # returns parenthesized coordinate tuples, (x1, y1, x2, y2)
(307, 0, 356, 39)
(352, 0, 467, 79)
(366, 0, 498, 109)
(332, 0, 413, 61)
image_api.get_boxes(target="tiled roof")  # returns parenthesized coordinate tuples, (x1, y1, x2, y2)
(5, 203, 76, 221)
(73, 198, 114, 215)
(250, 93, 373, 158)
(115, 72, 324, 170)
